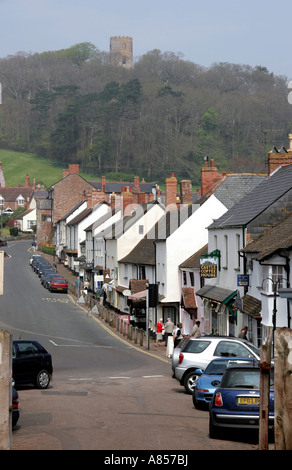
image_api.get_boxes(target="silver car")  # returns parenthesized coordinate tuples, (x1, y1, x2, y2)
(174, 336, 261, 394)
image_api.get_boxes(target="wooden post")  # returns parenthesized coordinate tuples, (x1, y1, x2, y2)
(0, 329, 12, 450)
(259, 327, 272, 450)
(274, 327, 292, 450)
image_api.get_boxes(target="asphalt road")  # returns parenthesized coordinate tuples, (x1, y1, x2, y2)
(0, 240, 260, 453)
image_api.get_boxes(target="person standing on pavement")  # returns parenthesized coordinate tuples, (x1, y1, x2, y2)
(155, 318, 164, 346)
(173, 323, 183, 347)
(238, 326, 248, 340)
(191, 321, 201, 337)
(164, 318, 174, 346)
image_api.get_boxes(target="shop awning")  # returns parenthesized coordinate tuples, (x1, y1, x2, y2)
(196, 285, 238, 322)
(128, 290, 147, 300)
(181, 288, 197, 309)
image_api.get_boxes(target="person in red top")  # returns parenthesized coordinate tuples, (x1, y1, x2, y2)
(155, 318, 164, 346)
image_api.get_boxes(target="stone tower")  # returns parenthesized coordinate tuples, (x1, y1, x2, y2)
(110, 36, 133, 69)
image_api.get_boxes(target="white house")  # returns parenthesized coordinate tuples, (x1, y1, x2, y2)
(99, 201, 165, 312)
(199, 164, 292, 344)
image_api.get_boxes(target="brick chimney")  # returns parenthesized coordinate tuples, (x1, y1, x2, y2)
(165, 173, 177, 209)
(121, 186, 134, 215)
(201, 158, 224, 196)
(267, 133, 292, 175)
(62, 164, 80, 178)
(180, 180, 192, 205)
(101, 176, 106, 193)
(25, 174, 30, 188)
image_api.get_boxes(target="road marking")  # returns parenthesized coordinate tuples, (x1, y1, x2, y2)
(108, 376, 130, 379)
(49, 340, 124, 349)
(142, 375, 165, 378)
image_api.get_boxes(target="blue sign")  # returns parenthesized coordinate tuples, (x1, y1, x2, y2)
(237, 274, 249, 286)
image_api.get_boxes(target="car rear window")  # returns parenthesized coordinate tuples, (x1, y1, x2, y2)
(183, 340, 211, 354)
(53, 279, 67, 284)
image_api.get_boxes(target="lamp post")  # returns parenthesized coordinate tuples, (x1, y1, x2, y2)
(262, 277, 288, 344)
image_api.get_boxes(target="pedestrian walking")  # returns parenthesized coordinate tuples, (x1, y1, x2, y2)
(164, 317, 174, 346)
(155, 318, 164, 347)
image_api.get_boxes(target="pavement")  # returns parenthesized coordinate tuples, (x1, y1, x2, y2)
(35, 249, 172, 365)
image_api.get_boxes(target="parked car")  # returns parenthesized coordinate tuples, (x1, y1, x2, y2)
(41, 270, 56, 286)
(192, 357, 258, 409)
(12, 340, 53, 389)
(171, 335, 190, 375)
(44, 273, 62, 289)
(174, 336, 261, 394)
(209, 364, 274, 439)
(12, 381, 19, 428)
(49, 277, 68, 293)
(0, 239, 7, 246)
(29, 254, 42, 265)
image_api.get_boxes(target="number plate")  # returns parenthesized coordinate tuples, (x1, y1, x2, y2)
(238, 397, 260, 405)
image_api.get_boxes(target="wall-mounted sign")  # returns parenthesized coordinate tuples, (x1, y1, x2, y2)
(237, 274, 249, 286)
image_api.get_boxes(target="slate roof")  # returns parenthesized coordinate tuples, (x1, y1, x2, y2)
(208, 165, 292, 229)
(199, 174, 266, 209)
(242, 212, 292, 261)
(119, 238, 156, 265)
(179, 244, 208, 269)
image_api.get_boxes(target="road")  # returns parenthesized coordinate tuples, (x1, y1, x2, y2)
(0, 240, 259, 452)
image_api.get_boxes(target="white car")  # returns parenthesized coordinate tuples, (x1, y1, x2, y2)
(174, 336, 261, 394)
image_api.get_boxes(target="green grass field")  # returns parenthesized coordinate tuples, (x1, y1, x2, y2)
(0, 150, 97, 188)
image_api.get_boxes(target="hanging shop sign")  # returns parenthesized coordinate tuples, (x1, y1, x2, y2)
(200, 250, 221, 278)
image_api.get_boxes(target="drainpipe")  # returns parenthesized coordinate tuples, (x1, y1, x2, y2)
(278, 252, 291, 328)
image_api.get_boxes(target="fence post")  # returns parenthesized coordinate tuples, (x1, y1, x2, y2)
(274, 327, 292, 450)
(0, 330, 12, 450)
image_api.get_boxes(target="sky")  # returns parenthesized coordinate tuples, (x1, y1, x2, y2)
(0, 0, 292, 80)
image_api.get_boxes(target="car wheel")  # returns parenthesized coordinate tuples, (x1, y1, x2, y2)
(35, 370, 50, 389)
(183, 371, 199, 394)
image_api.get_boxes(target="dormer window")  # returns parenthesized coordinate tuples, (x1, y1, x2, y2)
(17, 195, 24, 206)
(0, 197, 4, 206)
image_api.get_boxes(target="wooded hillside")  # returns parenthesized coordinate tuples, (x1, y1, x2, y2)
(1, 42, 291, 186)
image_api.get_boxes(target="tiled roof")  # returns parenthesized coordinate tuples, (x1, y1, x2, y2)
(242, 212, 292, 261)
(241, 294, 262, 319)
(182, 288, 197, 309)
(208, 165, 292, 229)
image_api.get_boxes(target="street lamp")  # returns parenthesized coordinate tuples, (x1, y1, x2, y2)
(262, 277, 288, 342)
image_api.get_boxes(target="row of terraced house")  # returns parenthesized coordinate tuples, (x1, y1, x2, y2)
(7, 138, 292, 347)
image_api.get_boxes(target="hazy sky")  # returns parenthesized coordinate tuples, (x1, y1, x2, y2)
(1, 0, 291, 79)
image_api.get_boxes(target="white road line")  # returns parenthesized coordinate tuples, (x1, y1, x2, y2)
(142, 375, 165, 378)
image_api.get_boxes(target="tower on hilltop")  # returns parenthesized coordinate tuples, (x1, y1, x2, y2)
(110, 36, 133, 69)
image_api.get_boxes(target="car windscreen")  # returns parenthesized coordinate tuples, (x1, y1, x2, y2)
(52, 279, 67, 284)
(183, 340, 211, 354)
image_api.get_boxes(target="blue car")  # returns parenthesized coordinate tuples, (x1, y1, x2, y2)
(209, 364, 274, 439)
(193, 357, 257, 409)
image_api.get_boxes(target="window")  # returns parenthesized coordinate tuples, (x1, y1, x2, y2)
(183, 271, 187, 285)
(17, 197, 24, 206)
(214, 341, 254, 358)
(189, 272, 194, 287)
(138, 265, 146, 279)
